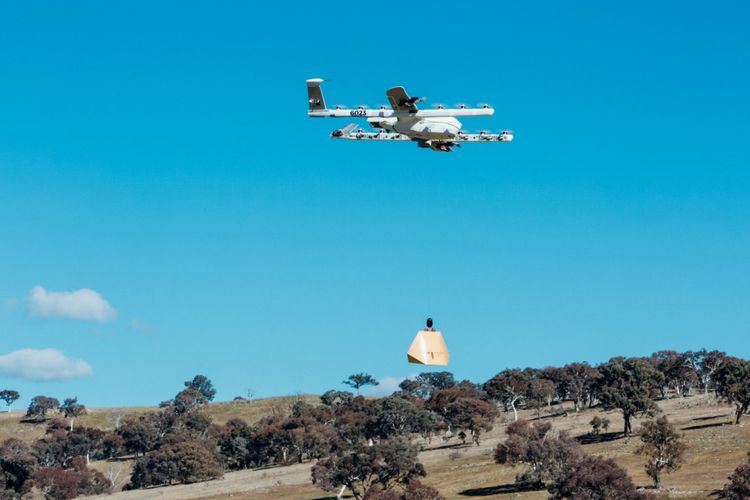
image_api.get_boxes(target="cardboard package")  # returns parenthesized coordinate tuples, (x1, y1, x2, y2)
(407, 329, 450, 365)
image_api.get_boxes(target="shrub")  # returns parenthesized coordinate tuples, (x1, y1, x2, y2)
(549, 454, 651, 499)
(31, 458, 110, 499)
(589, 416, 610, 435)
(723, 459, 750, 499)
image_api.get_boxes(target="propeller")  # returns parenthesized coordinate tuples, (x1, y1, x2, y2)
(356, 105, 369, 110)
(334, 105, 347, 110)
(456, 103, 468, 109)
(432, 103, 446, 109)
(478, 103, 493, 109)
(378, 104, 389, 110)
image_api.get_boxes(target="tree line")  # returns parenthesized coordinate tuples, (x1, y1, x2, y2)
(480, 349, 750, 434)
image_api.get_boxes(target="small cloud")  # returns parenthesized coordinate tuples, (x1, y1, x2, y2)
(28, 286, 117, 322)
(370, 376, 405, 397)
(0, 348, 93, 381)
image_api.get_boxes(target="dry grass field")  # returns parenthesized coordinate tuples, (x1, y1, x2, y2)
(2, 394, 748, 499)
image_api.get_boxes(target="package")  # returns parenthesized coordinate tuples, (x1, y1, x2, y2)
(407, 329, 450, 365)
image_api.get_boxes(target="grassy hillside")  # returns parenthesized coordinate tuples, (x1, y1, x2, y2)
(0, 394, 319, 445)
(4, 394, 748, 499)
(76, 394, 750, 499)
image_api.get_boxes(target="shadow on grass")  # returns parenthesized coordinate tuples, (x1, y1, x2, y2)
(423, 442, 472, 452)
(681, 421, 733, 431)
(459, 482, 544, 496)
(691, 413, 731, 421)
(531, 412, 569, 421)
(576, 431, 623, 444)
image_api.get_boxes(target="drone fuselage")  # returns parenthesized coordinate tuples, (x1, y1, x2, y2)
(369, 116, 461, 140)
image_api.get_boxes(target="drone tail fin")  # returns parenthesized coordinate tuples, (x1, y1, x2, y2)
(306, 78, 327, 111)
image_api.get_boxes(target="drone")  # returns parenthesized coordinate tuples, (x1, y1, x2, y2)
(307, 78, 513, 152)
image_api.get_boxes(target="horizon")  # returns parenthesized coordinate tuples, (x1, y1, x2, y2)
(1, 1, 749, 410)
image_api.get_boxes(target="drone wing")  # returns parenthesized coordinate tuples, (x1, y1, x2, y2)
(386, 86, 419, 112)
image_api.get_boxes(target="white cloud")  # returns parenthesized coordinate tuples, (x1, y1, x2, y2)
(370, 376, 405, 397)
(28, 286, 117, 322)
(0, 348, 93, 381)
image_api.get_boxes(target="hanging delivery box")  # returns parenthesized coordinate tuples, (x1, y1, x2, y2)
(407, 329, 450, 365)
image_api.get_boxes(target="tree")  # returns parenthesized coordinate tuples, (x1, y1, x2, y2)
(128, 441, 222, 488)
(713, 357, 750, 424)
(284, 408, 339, 464)
(366, 397, 433, 439)
(343, 373, 379, 396)
(484, 369, 533, 421)
(217, 419, 254, 470)
(595, 357, 663, 436)
(723, 452, 750, 500)
(494, 420, 574, 485)
(494, 420, 647, 498)
(648, 351, 695, 398)
(399, 372, 456, 399)
(311, 437, 426, 499)
(685, 349, 726, 395)
(637, 416, 686, 489)
(172, 387, 207, 414)
(117, 415, 161, 456)
(440, 397, 496, 442)
(527, 378, 556, 418)
(184, 374, 216, 402)
(25, 396, 60, 422)
(59, 398, 86, 431)
(425, 384, 495, 438)
(0, 390, 20, 413)
(560, 363, 600, 412)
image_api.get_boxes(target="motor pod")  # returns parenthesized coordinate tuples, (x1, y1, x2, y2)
(407, 329, 450, 365)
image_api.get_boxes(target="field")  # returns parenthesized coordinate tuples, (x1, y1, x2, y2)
(3, 394, 748, 499)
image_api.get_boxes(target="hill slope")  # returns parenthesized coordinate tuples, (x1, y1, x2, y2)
(71, 395, 750, 499)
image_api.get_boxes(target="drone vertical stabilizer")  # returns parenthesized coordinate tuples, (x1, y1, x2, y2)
(307, 78, 326, 111)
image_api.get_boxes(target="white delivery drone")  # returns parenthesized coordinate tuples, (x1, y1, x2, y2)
(307, 78, 513, 152)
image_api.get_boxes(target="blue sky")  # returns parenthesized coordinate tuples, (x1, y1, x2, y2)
(1, 1, 748, 408)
